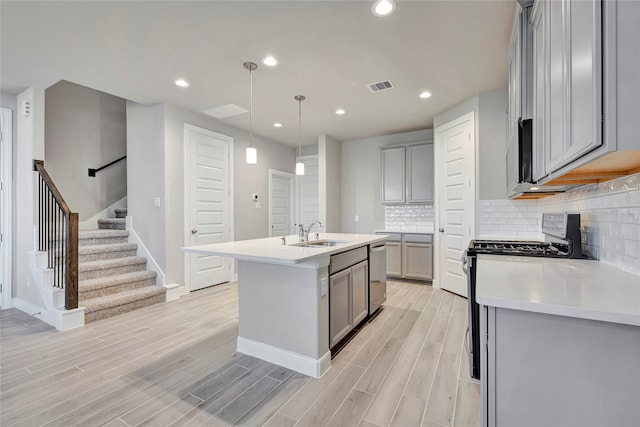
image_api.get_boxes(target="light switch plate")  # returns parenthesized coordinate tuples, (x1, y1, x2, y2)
(154, 197, 161, 207)
(255, 202, 261, 209)
(354, 215, 359, 222)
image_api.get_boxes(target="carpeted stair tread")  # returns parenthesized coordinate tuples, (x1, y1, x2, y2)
(114, 208, 128, 218)
(79, 229, 129, 239)
(79, 256, 146, 272)
(79, 242, 137, 255)
(82, 286, 166, 313)
(80, 270, 157, 291)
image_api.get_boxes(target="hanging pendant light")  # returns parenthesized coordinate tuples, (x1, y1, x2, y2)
(244, 61, 258, 164)
(295, 95, 305, 175)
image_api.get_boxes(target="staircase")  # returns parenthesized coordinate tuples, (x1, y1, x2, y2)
(78, 208, 166, 323)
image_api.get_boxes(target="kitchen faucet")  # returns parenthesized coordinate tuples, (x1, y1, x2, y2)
(304, 221, 324, 242)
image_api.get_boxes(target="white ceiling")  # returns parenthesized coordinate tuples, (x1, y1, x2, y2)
(0, 0, 515, 147)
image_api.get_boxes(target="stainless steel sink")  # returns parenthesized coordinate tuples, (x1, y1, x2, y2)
(289, 239, 348, 248)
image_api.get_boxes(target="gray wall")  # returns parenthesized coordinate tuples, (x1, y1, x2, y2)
(318, 134, 342, 232)
(126, 102, 166, 270)
(127, 102, 296, 285)
(341, 129, 434, 234)
(45, 81, 127, 220)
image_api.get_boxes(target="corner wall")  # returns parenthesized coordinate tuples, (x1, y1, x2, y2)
(340, 129, 433, 234)
(318, 134, 341, 232)
(1, 92, 18, 302)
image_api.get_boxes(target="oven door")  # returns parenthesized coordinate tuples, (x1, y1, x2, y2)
(462, 252, 480, 380)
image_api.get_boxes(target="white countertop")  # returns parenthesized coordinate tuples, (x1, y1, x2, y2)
(182, 233, 386, 266)
(476, 255, 640, 326)
(374, 229, 434, 235)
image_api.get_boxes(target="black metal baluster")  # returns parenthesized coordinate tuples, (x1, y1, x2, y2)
(47, 190, 51, 268)
(55, 201, 59, 286)
(38, 176, 42, 250)
(62, 214, 67, 290)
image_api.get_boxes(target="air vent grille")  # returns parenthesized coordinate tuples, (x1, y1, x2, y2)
(367, 80, 394, 93)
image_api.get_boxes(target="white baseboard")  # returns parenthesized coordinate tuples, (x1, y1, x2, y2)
(236, 336, 331, 378)
(164, 283, 183, 302)
(80, 196, 127, 230)
(126, 216, 166, 285)
(13, 298, 85, 331)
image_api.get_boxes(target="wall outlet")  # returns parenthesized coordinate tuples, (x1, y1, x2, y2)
(354, 215, 359, 222)
(320, 277, 328, 297)
(154, 197, 161, 207)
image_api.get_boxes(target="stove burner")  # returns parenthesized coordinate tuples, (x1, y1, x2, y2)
(470, 240, 570, 257)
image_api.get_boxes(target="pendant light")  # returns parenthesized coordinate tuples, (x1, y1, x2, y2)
(295, 95, 305, 175)
(244, 61, 258, 164)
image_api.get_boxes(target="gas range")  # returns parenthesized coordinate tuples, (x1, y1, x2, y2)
(462, 213, 590, 381)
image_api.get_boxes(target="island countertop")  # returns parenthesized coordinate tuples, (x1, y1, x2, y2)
(182, 232, 387, 265)
(476, 255, 640, 326)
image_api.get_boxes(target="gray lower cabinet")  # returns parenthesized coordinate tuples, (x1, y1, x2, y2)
(480, 305, 640, 427)
(378, 232, 433, 281)
(402, 242, 433, 280)
(329, 249, 369, 349)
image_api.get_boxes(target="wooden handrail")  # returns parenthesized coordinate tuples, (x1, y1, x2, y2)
(33, 160, 71, 214)
(33, 159, 79, 310)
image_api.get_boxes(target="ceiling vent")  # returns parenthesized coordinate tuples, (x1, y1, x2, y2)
(367, 80, 394, 93)
(202, 103, 248, 119)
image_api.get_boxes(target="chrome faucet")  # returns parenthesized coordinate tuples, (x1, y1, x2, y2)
(305, 221, 324, 242)
(296, 223, 305, 242)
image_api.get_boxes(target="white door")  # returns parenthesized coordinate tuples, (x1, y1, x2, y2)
(296, 155, 321, 229)
(435, 112, 475, 297)
(269, 169, 293, 237)
(0, 107, 12, 308)
(185, 124, 233, 291)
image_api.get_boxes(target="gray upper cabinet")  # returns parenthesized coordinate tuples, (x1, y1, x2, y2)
(381, 142, 433, 205)
(381, 146, 405, 204)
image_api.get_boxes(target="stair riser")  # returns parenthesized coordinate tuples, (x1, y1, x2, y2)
(79, 236, 128, 246)
(79, 263, 146, 281)
(115, 212, 127, 219)
(79, 278, 156, 299)
(98, 222, 126, 230)
(78, 249, 137, 263)
(84, 294, 165, 323)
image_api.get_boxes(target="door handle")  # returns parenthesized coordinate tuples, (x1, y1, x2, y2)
(439, 227, 445, 233)
(191, 228, 198, 234)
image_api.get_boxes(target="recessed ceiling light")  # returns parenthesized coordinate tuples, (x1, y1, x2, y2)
(273, 122, 283, 128)
(372, 0, 396, 17)
(335, 108, 346, 115)
(419, 91, 432, 99)
(262, 56, 279, 66)
(174, 78, 190, 88)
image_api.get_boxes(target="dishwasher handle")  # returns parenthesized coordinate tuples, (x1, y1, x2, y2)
(371, 245, 386, 253)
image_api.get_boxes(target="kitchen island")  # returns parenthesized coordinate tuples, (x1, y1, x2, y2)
(183, 233, 387, 378)
(476, 255, 640, 427)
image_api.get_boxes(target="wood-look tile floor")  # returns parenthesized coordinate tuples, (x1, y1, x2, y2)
(0, 281, 479, 427)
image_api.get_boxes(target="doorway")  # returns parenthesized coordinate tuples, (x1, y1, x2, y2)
(269, 169, 294, 237)
(435, 112, 475, 297)
(184, 124, 233, 292)
(0, 107, 12, 308)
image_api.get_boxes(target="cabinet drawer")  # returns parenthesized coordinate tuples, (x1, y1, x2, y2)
(329, 246, 367, 274)
(403, 233, 433, 244)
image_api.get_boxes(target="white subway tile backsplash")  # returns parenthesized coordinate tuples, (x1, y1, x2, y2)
(384, 204, 434, 232)
(479, 199, 542, 241)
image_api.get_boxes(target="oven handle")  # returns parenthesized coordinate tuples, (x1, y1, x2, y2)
(461, 254, 469, 275)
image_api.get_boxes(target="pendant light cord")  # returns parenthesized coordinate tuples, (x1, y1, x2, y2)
(298, 98, 301, 158)
(249, 67, 253, 149)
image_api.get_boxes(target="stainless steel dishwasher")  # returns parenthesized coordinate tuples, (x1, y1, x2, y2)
(369, 243, 387, 314)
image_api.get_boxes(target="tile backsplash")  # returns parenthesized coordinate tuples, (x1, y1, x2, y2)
(384, 204, 434, 232)
(539, 172, 639, 276)
(479, 199, 542, 241)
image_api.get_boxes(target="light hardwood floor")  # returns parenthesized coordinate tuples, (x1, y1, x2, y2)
(0, 280, 479, 427)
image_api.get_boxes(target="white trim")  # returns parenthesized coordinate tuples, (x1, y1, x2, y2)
(79, 196, 127, 230)
(1, 107, 13, 308)
(268, 169, 294, 236)
(236, 336, 332, 378)
(183, 124, 234, 292)
(13, 298, 84, 331)
(163, 283, 183, 302)
(126, 215, 166, 285)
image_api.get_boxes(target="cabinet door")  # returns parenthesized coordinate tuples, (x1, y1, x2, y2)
(381, 146, 405, 204)
(565, 0, 602, 162)
(546, 0, 566, 173)
(329, 269, 352, 348)
(386, 242, 402, 277)
(507, 15, 522, 143)
(402, 243, 433, 280)
(406, 143, 434, 203)
(531, 0, 547, 182)
(351, 261, 368, 326)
